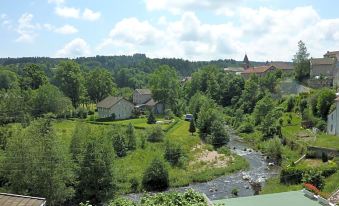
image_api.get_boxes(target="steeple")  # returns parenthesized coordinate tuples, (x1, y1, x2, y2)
(243, 54, 250, 69)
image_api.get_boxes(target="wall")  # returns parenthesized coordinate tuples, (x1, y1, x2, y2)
(310, 64, 335, 77)
(133, 92, 152, 104)
(307, 146, 339, 158)
(110, 99, 134, 120)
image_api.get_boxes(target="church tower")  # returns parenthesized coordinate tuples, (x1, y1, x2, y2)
(243, 54, 250, 69)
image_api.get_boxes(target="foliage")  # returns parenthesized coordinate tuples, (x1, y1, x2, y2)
(55, 60, 85, 107)
(147, 126, 164, 142)
(147, 111, 156, 124)
(321, 152, 328, 163)
(164, 141, 184, 166)
(4, 118, 74, 205)
(0, 69, 18, 90)
(76, 133, 116, 205)
(302, 170, 325, 190)
(142, 158, 169, 191)
(32, 84, 73, 117)
(126, 123, 137, 150)
(264, 137, 282, 165)
(86, 68, 115, 102)
(293, 40, 310, 81)
(253, 95, 274, 125)
(140, 189, 208, 206)
(109, 197, 137, 206)
(316, 88, 335, 120)
(208, 120, 229, 148)
(149, 65, 179, 110)
(112, 133, 127, 157)
(20, 64, 48, 90)
(237, 121, 254, 133)
(130, 177, 139, 193)
(189, 119, 196, 135)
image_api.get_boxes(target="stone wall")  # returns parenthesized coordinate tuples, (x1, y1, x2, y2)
(307, 78, 333, 89)
(307, 146, 339, 158)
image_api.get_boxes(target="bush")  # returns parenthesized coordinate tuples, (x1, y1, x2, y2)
(321, 152, 328, 163)
(88, 110, 95, 115)
(164, 141, 184, 166)
(306, 150, 317, 159)
(142, 158, 169, 191)
(315, 119, 327, 131)
(147, 111, 156, 124)
(76, 107, 88, 119)
(109, 197, 136, 206)
(130, 177, 139, 193)
(147, 126, 164, 142)
(112, 133, 127, 157)
(302, 170, 325, 190)
(237, 122, 254, 133)
(232, 188, 239, 196)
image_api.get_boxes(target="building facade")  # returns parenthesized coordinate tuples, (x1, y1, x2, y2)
(97, 96, 134, 119)
(327, 97, 339, 136)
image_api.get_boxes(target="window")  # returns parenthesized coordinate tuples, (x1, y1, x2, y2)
(331, 124, 333, 132)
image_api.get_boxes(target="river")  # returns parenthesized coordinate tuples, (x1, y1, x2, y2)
(127, 131, 280, 201)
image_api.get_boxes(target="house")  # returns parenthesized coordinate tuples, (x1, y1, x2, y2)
(267, 61, 294, 75)
(240, 65, 277, 79)
(0, 193, 46, 206)
(223, 67, 244, 75)
(97, 96, 134, 120)
(133, 89, 152, 105)
(327, 97, 339, 136)
(133, 89, 165, 114)
(310, 57, 336, 78)
(324, 51, 339, 59)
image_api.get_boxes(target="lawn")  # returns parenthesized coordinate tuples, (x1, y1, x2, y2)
(312, 132, 339, 150)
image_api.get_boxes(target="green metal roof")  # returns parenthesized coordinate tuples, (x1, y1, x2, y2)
(213, 191, 322, 206)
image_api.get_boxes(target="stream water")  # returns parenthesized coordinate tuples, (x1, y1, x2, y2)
(127, 131, 280, 201)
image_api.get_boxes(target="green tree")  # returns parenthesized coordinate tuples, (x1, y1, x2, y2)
(126, 123, 137, 150)
(77, 134, 116, 205)
(147, 111, 156, 124)
(142, 158, 169, 191)
(4, 118, 74, 205)
(316, 88, 336, 120)
(86, 68, 115, 102)
(55, 61, 85, 107)
(189, 120, 196, 135)
(294, 40, 310, 81)
(196, 104, 219, 137)
(0, 69, 19, 90)
(112, 133, 127, 157)
(208, 120, 229, 148)
(164, 141, 184, 166)
(253, 95, 274, 125)
(149, 65, 179, 110)
(32, 84, 73, 117)
(20, 64, 48, 90)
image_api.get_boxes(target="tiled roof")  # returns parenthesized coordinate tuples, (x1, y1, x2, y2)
(324, 51, 339, 57)
(145, 98, 159, 106)
(97, 96, 124, 108)
(269, 62, 293, 70)
(135, 89, 152, 95)
(0, 193, 46, 206)
(241, 66, 275, 74)
(310, 58, 336, 65)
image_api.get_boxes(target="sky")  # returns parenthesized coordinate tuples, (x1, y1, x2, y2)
(1, 0, 339, 61)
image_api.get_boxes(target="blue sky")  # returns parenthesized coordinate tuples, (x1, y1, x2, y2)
(1, 0, 339, 61)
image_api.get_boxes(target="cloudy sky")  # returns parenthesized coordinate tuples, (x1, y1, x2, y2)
(1, 0, 339, 61)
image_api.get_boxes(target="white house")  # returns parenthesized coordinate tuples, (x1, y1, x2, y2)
(327, 97, 339, 135)
(97, 96, 134, 120)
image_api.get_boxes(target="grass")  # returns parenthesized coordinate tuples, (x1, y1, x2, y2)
(261, 177, 302, 194)
(313, 132, 339, 150)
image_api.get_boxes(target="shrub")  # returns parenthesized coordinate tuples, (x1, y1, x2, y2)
(321, 152, 328, 163)
(88, 110, 95, 115)
(76, 107, 88, 119)
(306, 150, 317, 159)
(147, 126, 164, 142)
(302, 170, 325, 190)
(164, 141, 184, 166)
(315, 119, 327, 131)
(130, 177, 139, 193)
(112, 133, 127, 157)
(147, 111, 156, 124)
(237, 122, 254, 133)
(109, 197, 136, 206)
(142, 158, 169, 191)
(232, 188, 239, 196)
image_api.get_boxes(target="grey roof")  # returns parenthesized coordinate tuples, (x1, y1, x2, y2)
(97, 96, 126, 109)
(0, 193, 46, 206)
(311, 58, 336, 65)
(269, 61, 293, 70)
(135, 89, 152, 95)
(145, 98, 159, 106)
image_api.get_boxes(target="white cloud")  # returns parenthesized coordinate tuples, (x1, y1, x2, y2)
(55, 6, 80, 18)
(48, 0, 65, 5)
(56, 38, 91, 57)
(16, 13, 37, 43)
(82, 8, 101, 21)
(97, 6, 339, 61)
(54, 24, 78, 34)
(145, 0, 240, 14)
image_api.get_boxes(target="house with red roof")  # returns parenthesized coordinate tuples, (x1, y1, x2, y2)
(240, 65, 277, 79)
